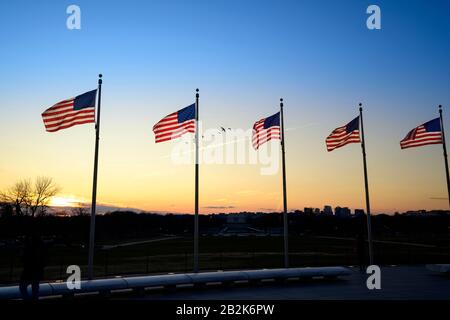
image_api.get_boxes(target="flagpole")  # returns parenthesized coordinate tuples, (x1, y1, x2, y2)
(194, 88, 200, 273)
(359, 104, 374, 266)
(88, 74, 102, 280)
(438, 105, 450, 209)
(280, 98, 289, 268)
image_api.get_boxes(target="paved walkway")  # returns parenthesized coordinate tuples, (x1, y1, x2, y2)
(101, 236, 179, 250)
(132, 266, 450, 300)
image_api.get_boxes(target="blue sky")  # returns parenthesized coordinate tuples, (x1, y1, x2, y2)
(1, 0, 449, 123)
(1, 0, 450, 213)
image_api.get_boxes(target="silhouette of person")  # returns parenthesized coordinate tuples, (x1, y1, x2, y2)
(19, 234, 46, 300)
(356, 233, 367, 273)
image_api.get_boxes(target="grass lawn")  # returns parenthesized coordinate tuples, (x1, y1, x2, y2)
(1, 235, 449, 285)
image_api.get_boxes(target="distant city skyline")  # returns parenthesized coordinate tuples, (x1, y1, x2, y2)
(43, 200, 449, 217)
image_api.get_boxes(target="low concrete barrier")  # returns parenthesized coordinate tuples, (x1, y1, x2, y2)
(426, 264, 450, 274)
(0, 266, 352, 300)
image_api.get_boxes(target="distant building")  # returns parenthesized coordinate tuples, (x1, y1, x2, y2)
(314, 208, 321, 215)
(226, 214, 249, 224)
(304, 207, 314, 214)
(343, 207, 351, 217)
(354, 209, 365, 217)
(335, 206, 351, 218)
(323, 205, 333, 216)
(218, 213, 266, 236)
(334, 206, 341, 217)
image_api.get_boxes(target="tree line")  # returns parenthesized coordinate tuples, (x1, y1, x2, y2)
(0, 210, 449, 245)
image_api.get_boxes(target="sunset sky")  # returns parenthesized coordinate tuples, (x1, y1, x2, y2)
(1, 0, 450, 214)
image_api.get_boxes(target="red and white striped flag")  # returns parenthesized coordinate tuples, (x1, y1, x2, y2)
(326, 116, 361, 151)
(42, 90, 96, 132)
(400, 118, 442, 149)
(252, 112, 281, 149)
(153, 103, 196, 143)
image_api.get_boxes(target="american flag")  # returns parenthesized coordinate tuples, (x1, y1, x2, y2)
(326, 116, 361, 151)
(153, 103, 196, 143)
(400, 118, 442, 149)
(252, 112, 281, 149)
(42, 90, 96, 132)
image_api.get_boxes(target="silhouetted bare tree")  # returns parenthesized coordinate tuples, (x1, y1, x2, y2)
(0, 177, 59, 217)
(29, 177, 60, 217)
(0, 179, 31, 216)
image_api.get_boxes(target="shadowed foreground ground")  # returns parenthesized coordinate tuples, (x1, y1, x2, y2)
(124, 266, 450, 300)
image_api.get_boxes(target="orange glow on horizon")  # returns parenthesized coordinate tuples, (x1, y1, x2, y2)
(50, 196, 84, 208)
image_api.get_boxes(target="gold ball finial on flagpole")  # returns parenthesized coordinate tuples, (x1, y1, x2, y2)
(196, 88, 199, 98)
(359, 103, 362, 112)
(98, 74, 102, 84)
